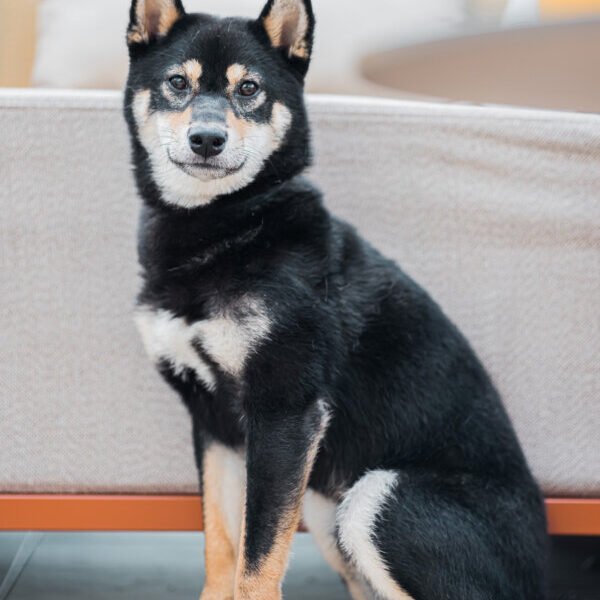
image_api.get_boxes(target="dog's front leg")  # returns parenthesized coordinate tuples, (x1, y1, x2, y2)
(234, 401, 329, 600)
(201, 440, 246, 600)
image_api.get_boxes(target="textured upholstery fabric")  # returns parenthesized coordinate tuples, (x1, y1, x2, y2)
(0, 90, 599, 496)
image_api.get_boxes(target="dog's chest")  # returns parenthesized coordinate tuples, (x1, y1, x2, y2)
(135, 297, 271, 390)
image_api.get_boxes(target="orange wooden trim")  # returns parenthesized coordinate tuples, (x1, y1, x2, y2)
(545, 498, 600, 536)
(0, 495, 203, 532)
(0, 495, 599, 535)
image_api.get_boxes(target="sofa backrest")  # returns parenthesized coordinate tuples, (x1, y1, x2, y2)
(1, 90, 599, 496)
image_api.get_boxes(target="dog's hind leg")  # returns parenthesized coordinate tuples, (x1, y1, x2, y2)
(336, 470, 547, 600)
(303, 489, 374, 600)
(336, 472, 415, 600)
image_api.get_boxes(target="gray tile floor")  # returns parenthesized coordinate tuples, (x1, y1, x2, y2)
(1, 533, 599, 599)
(0, 533, 349, 600)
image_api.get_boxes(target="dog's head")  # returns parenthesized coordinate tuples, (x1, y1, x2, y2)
(124, 0, 314, 208)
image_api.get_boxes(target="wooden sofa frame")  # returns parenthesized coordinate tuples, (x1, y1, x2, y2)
(1, 495, 599, 535)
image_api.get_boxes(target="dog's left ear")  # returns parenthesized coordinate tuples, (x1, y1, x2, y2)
(258, 0, 315, 77)
(127, 0, 185, 46)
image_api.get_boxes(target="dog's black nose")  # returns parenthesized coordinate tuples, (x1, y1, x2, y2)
(188, 127, 227, 158)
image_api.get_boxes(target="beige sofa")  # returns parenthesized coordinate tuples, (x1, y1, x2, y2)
(0, 90, 599, 512)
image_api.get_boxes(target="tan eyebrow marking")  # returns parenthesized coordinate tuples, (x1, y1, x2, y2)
(226, 63, 248, 92)
(183, 59, 202, 87)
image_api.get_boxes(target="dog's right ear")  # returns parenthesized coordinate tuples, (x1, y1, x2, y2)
(127, 0, 185, 46)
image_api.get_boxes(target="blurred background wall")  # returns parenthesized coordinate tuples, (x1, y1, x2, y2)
(0, 0, 37, 87)
(0, 0, 599, 110)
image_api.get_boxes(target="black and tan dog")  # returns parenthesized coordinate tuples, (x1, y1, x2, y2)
(124, 1, 547, 598)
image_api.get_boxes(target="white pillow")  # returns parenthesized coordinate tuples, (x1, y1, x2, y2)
(33, 0, 466, 93)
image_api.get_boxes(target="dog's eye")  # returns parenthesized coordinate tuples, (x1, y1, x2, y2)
(238, 81, 259, 97)
(168, 75, 188, 91)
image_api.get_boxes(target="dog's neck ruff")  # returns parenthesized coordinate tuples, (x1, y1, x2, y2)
(144, 171, 306, 219)
(137, 174, 321, 276)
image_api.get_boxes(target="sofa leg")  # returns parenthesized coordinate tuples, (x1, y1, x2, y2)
(0, 532, 44, 599)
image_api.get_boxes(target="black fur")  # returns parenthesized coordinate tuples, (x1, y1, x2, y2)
(124, 1, 547, 597)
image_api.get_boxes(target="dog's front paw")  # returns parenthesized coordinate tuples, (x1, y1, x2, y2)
(234, 582, 282, 600)
(200, 588, 233, 600)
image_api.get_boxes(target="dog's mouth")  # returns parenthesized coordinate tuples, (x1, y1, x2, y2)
(168, 152, 245, 179)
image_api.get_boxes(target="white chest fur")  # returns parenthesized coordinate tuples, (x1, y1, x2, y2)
(134, 297, 271, 391)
